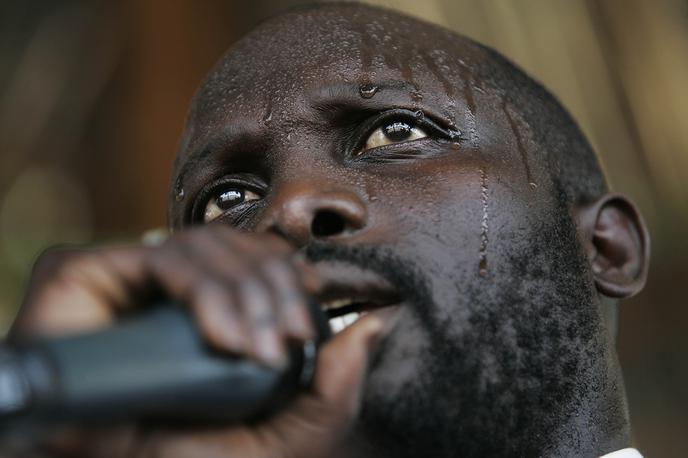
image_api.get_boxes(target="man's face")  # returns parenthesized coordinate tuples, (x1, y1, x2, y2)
(170, 6, 616, 456)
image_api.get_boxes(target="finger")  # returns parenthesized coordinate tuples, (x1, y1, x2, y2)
(236, 276, 287, 368)
(254, 314, 385, 458)
(145, 243, 249, 355)
(209, 225, 292, 260)
(177, 231, 288, 366)
(223, 229, 323, 298)
(11, 247, 151, 339)
(261, 259, 315, 341)
(187, 280, 248, 355)
(290, 254, 323, 296)
(207, 230, 319, 342)
(145, 242, 205, 298)
(310, 314, 384, 410)
(135, 427, 264, 458)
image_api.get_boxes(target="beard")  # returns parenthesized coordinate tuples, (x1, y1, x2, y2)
(305, 199, 615, 458)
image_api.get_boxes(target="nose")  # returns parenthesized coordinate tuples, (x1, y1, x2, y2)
(259, 186, 368, 245)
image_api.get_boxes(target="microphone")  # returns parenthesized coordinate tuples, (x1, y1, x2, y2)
(0, 302, 330, 436)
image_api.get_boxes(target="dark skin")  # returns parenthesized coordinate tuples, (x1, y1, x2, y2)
(8, 4, 650, 457)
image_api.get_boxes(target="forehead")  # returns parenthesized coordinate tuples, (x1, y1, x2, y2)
(184, 6, 488, 143)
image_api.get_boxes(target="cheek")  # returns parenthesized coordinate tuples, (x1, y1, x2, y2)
(360, 162, 487, 326)
(360, 157, 562, 316)
(364, 160, 490, 275)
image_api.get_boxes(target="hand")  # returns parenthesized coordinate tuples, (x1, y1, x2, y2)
(12, 225, 320, 366)
(128, 316, 382, 458)
(9, 225, 384, 457)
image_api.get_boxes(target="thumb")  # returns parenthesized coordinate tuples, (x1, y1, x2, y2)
(312, 314, 385, 413)
(261, 314, 384, 457)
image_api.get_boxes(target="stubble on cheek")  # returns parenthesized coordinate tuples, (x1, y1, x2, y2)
(352, 196, 605, 458)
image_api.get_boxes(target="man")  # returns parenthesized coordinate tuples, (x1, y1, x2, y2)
(8, 3, 649, 457)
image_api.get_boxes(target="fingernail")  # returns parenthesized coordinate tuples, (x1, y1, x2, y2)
(288, 310, 315, 339)
(257, 331, 287, 368)
(294, 263, 322, 292)
(223, 330, 246, 354)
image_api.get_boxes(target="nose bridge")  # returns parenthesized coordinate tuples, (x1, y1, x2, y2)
(259, 179, 368, 245)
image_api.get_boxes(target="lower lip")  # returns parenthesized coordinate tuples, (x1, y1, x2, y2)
(327, 304, 401, 334)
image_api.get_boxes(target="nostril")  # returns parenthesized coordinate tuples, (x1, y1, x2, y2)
(311, 210, 347, 237)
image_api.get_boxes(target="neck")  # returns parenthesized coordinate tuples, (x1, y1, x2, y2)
(548, 390, 630, 456)
(542, 330, 632, 457)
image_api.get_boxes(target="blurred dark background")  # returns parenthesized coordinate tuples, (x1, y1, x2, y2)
(0, 1, 685, 455)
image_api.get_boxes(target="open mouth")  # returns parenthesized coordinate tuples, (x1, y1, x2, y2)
(321, 297, 399, 333)
(313, 261, 401, 333)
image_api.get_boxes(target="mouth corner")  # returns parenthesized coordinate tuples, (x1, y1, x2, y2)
(310, 260, 402, 333)
(318, 294, 402, 333)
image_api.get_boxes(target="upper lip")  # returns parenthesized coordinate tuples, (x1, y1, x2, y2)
(311, 261, 401, 317)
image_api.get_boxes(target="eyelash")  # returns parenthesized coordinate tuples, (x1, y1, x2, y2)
(349, 108, 459, 156)
(190, 175, 266, 225)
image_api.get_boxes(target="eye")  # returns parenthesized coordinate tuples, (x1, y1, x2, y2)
(362, 120, 428, 152)
(203, 187, 261, 223)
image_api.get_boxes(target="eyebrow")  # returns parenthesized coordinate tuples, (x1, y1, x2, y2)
(309, 80, 457, 126)
(177, 124, 265, 185)
(310, 79, 417, 104)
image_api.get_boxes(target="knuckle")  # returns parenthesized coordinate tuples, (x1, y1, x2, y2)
(33, 247, 95, 285)
(145, 247, 169, 267)
(263, 261, 305, 302)
(260, 257, 288, 279)
(189, 279, 226, 303)
(146, 244, 187, 270)
(201, 323, 231, 349)
(165, 230, 194, 247)
(228, 262, 251, 279)
(238, 276, 268, 300)
(190, 223, 234, 243)
(33, 246, 79, 274)
(206, 222, 234, 237)
(253, 312, 277, 327)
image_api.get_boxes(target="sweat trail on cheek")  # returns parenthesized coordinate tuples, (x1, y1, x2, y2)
(479, 168, 489, 277)
(456, 60, 480, 148)
(501, 98, 537, 189)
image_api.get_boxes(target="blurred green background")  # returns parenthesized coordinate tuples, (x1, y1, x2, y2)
(0, 1, 685, 455)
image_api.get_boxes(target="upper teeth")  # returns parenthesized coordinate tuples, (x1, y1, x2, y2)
(321, 298, 355, 310)
(322, 298, 362, 333)
(329, 312, 361, 333)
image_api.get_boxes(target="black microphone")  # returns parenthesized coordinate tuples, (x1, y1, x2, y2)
(0, 302, 330, 436)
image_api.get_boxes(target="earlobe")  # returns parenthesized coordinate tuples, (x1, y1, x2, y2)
(575, 193, 650, 298)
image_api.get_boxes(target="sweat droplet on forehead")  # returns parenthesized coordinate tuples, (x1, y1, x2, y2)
(359, 84, 378, 98)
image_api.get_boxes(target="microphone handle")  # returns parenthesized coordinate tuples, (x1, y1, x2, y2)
(0, 303, 330, 434)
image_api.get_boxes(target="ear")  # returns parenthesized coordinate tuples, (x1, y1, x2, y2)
(574, 193, 650, 298)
